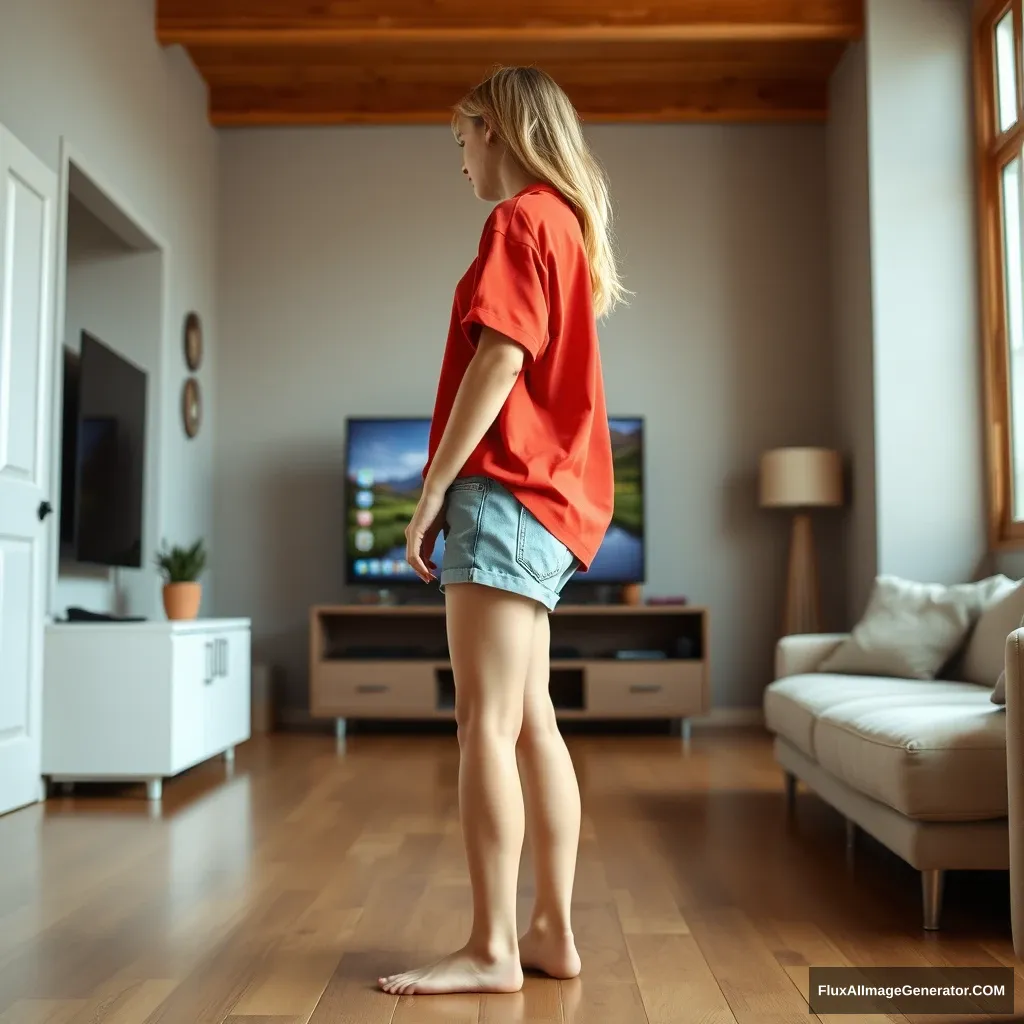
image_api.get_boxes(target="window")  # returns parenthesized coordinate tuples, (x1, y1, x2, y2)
(977, 0, 1024, 542)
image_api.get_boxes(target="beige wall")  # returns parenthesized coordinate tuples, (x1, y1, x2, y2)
(213, 123, 838, 717)
(825, 0, 988, 625)
(864, 0, 987, 588)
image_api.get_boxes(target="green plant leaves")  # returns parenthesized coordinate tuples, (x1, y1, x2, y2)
(155, 537, 207, 583)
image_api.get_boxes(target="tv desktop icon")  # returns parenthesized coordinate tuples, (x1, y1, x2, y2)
(356, 490, 374, 509)
(356, 468, 375, 488)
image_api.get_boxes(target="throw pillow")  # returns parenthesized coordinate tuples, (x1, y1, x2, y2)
(958, 579, 1024, 686)
(817, 574, 984, 680)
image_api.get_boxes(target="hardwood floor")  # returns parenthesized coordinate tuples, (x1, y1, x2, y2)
(0, 727, 1019, 1023)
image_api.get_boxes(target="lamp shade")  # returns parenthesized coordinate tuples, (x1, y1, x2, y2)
(759, 447, 843, 508)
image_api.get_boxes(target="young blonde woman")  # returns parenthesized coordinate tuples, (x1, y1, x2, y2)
(379, 66, 628, 997)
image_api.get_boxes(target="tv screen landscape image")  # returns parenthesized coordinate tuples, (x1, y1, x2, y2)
(344, 417, 645, 586)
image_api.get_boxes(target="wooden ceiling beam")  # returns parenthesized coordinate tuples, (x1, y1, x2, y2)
(208, 76, 829, 127)
(158, 1, 860, 125)
(158, 0, 864, 46)
(188, 39, 849, 77)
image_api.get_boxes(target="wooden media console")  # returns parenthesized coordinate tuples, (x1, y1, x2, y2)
(309, 603, 709, 739)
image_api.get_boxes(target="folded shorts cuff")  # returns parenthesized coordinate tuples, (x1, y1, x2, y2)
(439, 566, 559, 612)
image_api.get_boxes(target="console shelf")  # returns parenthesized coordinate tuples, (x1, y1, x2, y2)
(309, 603, 709, 737)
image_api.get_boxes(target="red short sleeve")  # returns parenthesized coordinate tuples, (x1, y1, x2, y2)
(462, 225, 549, 361)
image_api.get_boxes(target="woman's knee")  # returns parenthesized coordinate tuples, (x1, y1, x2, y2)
(456, 698, 523, 743)
(517, 698, 559, 751)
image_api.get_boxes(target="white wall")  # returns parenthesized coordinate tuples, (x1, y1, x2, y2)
(827, 42, 878, 622)
(0, 0, 220, 620)
(865, 0, 987, 586)
(214, 123, 837, 715)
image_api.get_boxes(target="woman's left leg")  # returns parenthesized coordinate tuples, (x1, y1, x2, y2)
(378, 580, 538, 996)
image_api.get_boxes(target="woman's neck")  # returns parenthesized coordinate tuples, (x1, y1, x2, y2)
(499, 158, 544, 201)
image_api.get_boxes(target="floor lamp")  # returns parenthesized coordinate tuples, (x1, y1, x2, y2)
(759, 447, 843, 636)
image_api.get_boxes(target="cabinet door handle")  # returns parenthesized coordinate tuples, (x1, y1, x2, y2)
(205, 641, 214, 684)
(630, 684, 662, 694)
(356, 684, 389, 694)
(221, 638, 229, 677)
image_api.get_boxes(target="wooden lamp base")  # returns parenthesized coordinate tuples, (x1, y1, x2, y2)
(783, 512, 821, 635)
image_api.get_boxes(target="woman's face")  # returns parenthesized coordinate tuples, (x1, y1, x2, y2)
(456, 115, 501, 202)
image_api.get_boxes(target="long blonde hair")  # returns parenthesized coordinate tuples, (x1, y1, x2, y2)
(453, 66, 630, 319)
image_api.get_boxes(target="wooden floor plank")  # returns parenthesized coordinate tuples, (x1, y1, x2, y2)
(662, 905, 820, 1022)
(562, 978, 647, 1024)
(756, 919, 909, 1024)
(223, 1016, 307, 1024)
(0, 731, 1016, 1024)
(626, 933, 737, 1024)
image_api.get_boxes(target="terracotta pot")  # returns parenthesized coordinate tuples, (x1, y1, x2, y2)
(163, 582, 202, 620)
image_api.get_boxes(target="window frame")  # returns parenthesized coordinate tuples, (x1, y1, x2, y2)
(976, 0, 1024, 546)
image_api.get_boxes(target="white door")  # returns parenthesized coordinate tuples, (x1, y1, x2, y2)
(0, 125, 57, 816)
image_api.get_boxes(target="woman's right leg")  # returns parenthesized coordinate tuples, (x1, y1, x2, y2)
(516, 602, 583, 979)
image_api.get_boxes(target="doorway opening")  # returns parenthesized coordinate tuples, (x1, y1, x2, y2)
(51, 157, 165, 620)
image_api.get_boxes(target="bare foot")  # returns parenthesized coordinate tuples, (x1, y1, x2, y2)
(519, 924, 581, 979)
(378, 945, 524, 995)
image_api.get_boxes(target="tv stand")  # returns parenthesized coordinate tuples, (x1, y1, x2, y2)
(309, 603, 709, 736)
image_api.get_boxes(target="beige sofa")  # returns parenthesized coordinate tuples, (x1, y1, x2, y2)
(763, 574, 1020, 933)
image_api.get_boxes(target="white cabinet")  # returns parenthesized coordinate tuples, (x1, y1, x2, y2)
(42, 618, 251, 800)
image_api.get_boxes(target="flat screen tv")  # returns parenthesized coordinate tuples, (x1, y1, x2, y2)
(59, 332, 147, 568)
(343, 416, 645, 585)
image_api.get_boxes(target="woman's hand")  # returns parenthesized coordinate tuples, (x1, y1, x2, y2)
(405, 485, 446, 583)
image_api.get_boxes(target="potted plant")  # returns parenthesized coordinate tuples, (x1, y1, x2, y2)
(155, 538, 207, 620)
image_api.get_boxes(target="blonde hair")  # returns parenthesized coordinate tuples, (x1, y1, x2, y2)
(453, 66, 630, 319)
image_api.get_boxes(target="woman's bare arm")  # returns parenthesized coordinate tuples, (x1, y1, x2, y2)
(422, 326, 527, 498)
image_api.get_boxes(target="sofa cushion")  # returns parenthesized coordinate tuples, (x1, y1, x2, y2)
(813, 692, 1007, 821)
(764, 673, 973, 759)
(816, 575, 1011, 680)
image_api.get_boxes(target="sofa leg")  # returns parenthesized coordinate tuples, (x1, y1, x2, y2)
(921, 869, 944, 931)
(784, 771, 797, 812)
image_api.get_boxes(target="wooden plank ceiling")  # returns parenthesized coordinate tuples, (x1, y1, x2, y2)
(156, 0, 864, 126)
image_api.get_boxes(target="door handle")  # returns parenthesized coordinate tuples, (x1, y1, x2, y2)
(221, 638, 229, 677)
(204, 641, 214, 684)
(37, 500, 53, 522)
(630, 684, 662, 694)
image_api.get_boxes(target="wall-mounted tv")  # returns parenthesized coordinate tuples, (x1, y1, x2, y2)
(59, 332, 147, 568)
(343, 416, 645, 586)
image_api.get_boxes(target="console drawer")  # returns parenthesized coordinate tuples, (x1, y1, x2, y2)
(313, 662, 437, 714)
(585, 662, 704, 716)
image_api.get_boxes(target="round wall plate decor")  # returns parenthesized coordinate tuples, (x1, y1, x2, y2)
(182, 377, 201, 438)
(183, 311, 203, 371)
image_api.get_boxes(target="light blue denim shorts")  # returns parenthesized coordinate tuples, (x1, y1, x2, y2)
(440, 476, 579, 611)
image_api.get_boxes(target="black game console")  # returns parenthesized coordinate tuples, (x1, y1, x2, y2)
(64, 606, 147, 623)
